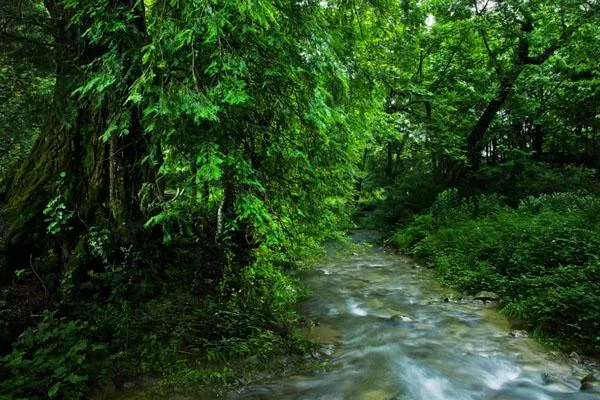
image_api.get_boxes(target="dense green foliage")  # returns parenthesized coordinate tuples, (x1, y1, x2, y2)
(393, 189, 600, 353)
(0, 0, 372, 397)
(0, 0, 54, 184)
(0, 0, 598, 398)
(354, 0, 600, 355)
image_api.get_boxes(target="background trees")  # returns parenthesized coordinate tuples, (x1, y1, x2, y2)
(370, 0, 600, 357)
(358, 0, 599, 220)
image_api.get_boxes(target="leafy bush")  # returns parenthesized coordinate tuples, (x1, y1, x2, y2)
(505, 263, 600, 348)
(519, 192, 600, 224)
(0, 313, 110, 400)
(395, 191, 600, 353)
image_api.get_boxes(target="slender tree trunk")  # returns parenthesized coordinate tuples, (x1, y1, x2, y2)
(532, 122, 544, 156)
(354, 147, 368, 201)
(386, 141, 393, 179)
(491, 137, 498, 162)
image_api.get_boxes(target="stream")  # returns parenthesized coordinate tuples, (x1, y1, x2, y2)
(229, 231, 598, 400)
(114, 231, 599, 400)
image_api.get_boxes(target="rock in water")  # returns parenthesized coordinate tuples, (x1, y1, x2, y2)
(474, 291, 500, 303)
(509, 330, 528, 338)
(389, 314, 412, 322)
(580, 374, 600, 393)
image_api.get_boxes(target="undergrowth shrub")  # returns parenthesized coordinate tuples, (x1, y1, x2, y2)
(0, 236, 310, 399)
(0, 313, 110, 400)
(504, 262, 600, 348)
(394, 191, 600, 353)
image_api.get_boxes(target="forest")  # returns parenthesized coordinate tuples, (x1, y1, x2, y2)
(0, 0, 599, 398)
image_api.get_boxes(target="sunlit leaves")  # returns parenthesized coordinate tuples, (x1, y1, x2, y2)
(133, 0, 365, 268)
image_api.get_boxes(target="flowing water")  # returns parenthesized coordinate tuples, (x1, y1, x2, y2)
(229, 231, 598, 400)
(113, 231, 599, 400)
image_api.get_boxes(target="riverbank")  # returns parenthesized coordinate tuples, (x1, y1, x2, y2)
(116, 232, 599, 399)
(391, 191, 600, 356)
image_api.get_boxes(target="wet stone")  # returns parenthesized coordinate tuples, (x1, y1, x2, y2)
(311, 343, 335, 359)
(474, 291, 500, 303)
(508, 330, 528, 338)
(389, 314, 412, 322)
(570, 351, 582, 363)
(580, 374, 600, 393)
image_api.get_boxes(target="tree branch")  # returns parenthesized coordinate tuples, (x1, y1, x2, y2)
(0, 30, 55, 49)
(429, 37, 465, 92)
(478, 27, 502, 75)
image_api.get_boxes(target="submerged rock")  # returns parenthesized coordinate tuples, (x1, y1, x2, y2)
(310, 343, 335, 359)
(541, 372, 557, 385)
(389, 314, 412, 322)
(580, 374, 600, 393)
(509, 330, 528, 338)
(442, 294, 462, 303)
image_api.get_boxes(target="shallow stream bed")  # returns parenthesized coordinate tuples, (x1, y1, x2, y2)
(114, 231, 599, 399)
(229, 231, 598, 400)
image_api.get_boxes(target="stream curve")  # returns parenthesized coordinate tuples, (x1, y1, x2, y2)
(231, 231, 599, 400)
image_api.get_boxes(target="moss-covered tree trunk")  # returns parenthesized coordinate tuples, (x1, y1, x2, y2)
(0, 0, 152, 281)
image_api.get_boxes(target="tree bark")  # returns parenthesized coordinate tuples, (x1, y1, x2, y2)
(0, 0, 152, 279)
(467, 78, 517, 170)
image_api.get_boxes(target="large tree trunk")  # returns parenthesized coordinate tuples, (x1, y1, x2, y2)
(467, 13, 567, 171)
(0, 0, 152, 281)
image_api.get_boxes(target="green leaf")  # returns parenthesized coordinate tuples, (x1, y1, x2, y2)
(48, 382, 60, 398)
